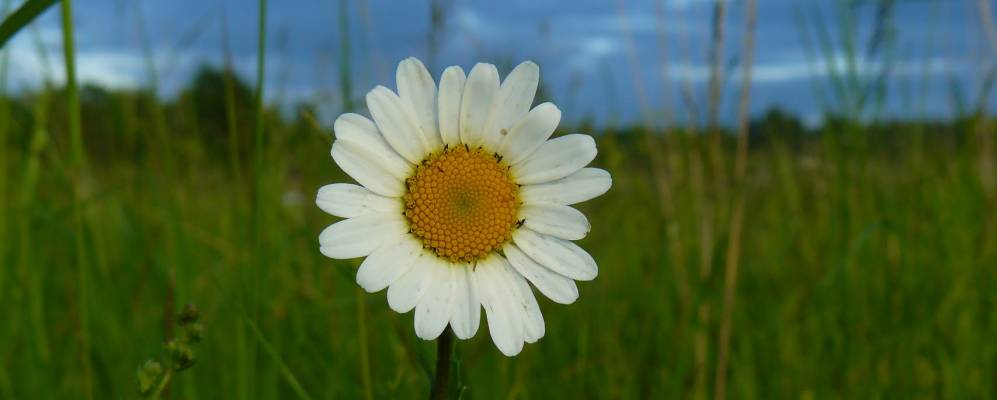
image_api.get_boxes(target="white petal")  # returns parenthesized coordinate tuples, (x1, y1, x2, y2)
(396, 58, 443, 150)
(503, 262, 545, 344)
(474, 256, 524, 356)
(480, 61, 539, 150)
(512, 134, 597, 185)
(459, 63, 500, 148)
(497, 103, 560, 165)
(319, 213, 407, 259)
(331, 141, 405, 197)
(504, 243, 579, 304)
(387, 252, 435, 313)
(356, 236, 422, 293)
(520, 168, 612, 205)
(316, 183, 400, 218)
(334, 113, 413, 179)
(367, 86, 431, 163)
(520, 203, 591, 240)
(415, 258, 456, 340)
(437, 66, 466, 147)
(512, 228, 598, 281)
(449, 264, 480, 339)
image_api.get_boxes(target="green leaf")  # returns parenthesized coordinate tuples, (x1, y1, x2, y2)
(0, 0, 58, 50)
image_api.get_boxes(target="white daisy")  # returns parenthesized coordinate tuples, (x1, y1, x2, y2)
(316, 57, 612, 356)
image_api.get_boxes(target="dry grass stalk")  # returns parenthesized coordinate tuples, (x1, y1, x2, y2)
(715, 0, 757, 397)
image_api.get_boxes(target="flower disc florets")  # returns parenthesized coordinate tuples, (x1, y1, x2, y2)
(404, 145, 521, 262)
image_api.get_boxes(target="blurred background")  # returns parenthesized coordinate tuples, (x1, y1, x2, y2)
(0, 0, 994, 398)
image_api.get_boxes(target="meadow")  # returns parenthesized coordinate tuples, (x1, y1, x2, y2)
(1, 0, 995, 399)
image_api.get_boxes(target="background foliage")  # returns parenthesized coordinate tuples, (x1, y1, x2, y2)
(0, 0, 994, 398)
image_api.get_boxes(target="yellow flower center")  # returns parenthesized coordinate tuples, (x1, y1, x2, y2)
(404, 145, 521, 263)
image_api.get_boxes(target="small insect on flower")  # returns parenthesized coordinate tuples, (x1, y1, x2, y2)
(316, 57, 612, 356)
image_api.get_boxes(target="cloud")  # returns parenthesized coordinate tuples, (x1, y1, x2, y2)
(556, 12, 699, 35)
(663, 55, 973, 84)
(454, 7, 503, 40)
(665, 0, 712, 10)
(76, 51, 145, 88)
(450, 8, 629, 74)
(8, 49, 143, 89)
(564, 36, 623, 72)
(2, 25, 144, 90)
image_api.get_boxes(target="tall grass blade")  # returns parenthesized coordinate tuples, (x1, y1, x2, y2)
(338, 0, 352, 113)
(242, 0, 268, 398)
(59, 0, 91, 398)
(714, 0, 757, 397)
(706, 0, 728, 185)
(0, 0, 57, 49)
(0, 0, 10, 305)
(221, 9, 243, 183)
(245, 317, 314, 400)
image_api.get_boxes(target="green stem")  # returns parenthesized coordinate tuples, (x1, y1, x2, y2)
(60, 1, 91, 399)
(253, 0, 266, 188)
(242, 0, 267, 398)
(149, 370, 174, 400)
(251, 0, 267, 276)
(60, 0, 82, 168)
(355, 288, 373, 400)
(338, 0, 352, 112)
(0, 0, 9, 313)
(430, 328, 454, 400)
(221, 12, 242, 184)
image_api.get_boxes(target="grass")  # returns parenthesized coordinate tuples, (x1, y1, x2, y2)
(0, 0, 995, 399)
(58, 1, 94, 398)
(0, 84, 992, 398)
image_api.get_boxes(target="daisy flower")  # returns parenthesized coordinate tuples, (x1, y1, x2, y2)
(316, 57, 611, 356)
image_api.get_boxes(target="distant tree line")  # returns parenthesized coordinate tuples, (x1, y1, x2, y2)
(0, 65, 989, 166)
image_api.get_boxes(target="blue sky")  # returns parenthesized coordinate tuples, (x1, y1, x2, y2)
(2, 0, 994, 127)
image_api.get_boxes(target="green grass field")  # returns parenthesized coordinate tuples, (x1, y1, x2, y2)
(1, 0, 996, 398)
(1, 83, 994, 398)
